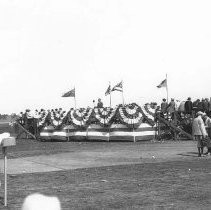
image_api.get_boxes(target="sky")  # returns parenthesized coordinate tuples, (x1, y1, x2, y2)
(1, 0, 211, 114)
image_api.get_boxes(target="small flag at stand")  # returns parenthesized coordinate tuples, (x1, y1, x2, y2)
(157, 79, 167, 88)
(111, 81, 123, 92)
(62, 88, 75, 97)
(105, 85, 111, 96)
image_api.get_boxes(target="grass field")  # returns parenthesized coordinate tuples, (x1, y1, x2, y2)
(0, 139, 210, 209)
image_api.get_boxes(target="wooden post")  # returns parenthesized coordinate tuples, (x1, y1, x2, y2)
(133, 126, 136, 143)
(132, 118, 136, 142)
(2, 147, 7, 206)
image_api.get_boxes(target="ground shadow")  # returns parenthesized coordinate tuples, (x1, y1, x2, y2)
(177, 151, 198, 157)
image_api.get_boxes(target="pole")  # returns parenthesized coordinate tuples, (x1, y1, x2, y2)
(121, 80, 125, 106)
(74, 87, 76, 109)
(74, 96, 77, 109)
(109, 82, 112, 108)
(166, 74, 169, 103)
(109, 93, 112, 108)
(3, 147, 7, 206)
(122, 92, 125, 106)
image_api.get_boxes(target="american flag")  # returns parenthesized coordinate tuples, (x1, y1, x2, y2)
(62, 88, 75, 97)
(111, 81, 123, 92)
(157, 79, 167, 88)
(105, 85, 111, 96)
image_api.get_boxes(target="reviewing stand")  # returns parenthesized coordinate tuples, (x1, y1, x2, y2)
(1, 137, 16, 207)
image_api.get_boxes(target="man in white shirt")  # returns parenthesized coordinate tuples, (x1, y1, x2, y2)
(192, 111, 207, 157)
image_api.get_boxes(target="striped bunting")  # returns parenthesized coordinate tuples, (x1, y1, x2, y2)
(87, 124, 109, 141)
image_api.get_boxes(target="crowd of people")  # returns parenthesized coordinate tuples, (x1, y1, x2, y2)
(159, 97, 211, 157)
(17, 108, 67, 136)
(14, 97, 211, 156)
(160, 97, 211, 117)
(16, 98, 105, 136)
(192, 111, 211, 157)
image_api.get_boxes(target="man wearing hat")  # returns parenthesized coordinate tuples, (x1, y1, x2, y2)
(185, 97, 193, 115)
(192, 111, 208, 157)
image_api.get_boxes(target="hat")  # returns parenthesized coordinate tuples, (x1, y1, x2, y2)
(196, 111, 205, 116)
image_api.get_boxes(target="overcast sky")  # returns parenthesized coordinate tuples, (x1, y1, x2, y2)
(1, 0, 211, 113)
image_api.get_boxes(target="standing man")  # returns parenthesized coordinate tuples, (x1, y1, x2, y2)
(192, 111, 207, 157)
(97, 98, 103, 108)
(198, 99, 205, 112)
(160, 98, 168, 117)
(185, 97, 193, 115)
(193, 99, 200, 113)
(204, 98, 209, 115)
(167, 98, 176, 120)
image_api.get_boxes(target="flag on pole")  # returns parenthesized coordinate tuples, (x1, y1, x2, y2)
(62, 88, 75, 97)
(111, 81, 123, 92)
(157, 79, 167, 88)
(105, 85, 111, 96)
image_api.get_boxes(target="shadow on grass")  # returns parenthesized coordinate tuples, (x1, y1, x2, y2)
(177, 151, 198, 157)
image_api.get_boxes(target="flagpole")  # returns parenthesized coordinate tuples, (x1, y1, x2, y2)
(109, 81, 112, 108)
(74, 87, 77, 109)
(166, 74, 169, 103)
(121, 80, 125, 106)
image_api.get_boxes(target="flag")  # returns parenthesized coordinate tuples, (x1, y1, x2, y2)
(111, 81, 123, 92)
(62, 88, 75, 97)
(157, 79, 167, 88)
(105, 85, 111, 96)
